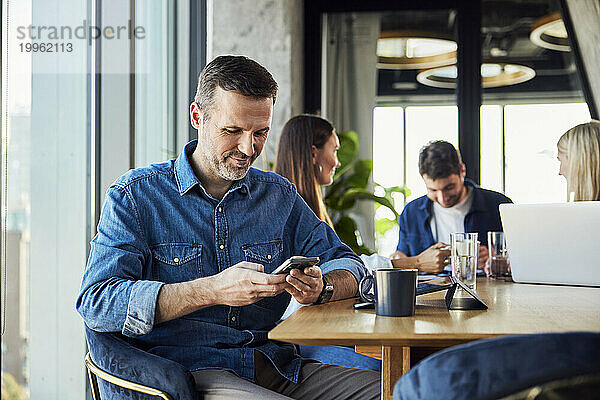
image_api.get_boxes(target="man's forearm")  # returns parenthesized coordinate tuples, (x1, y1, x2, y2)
(390, 254, 420, 269)
(154, 277, 216, 324)
(326, 269, 359, 302)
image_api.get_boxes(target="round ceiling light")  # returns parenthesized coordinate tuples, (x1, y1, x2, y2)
(416, 63, 536, 89)
(377, 30, 457, 70)
(530, 12, 570, 52)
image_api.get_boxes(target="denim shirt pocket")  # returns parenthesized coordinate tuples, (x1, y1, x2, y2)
(241, 239, 283, 273)
(150, 243, 203, 283)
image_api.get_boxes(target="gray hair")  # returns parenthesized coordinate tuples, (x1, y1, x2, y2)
(194, 55, 278, 117)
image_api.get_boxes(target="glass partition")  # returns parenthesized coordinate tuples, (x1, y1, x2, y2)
(504, 103, 590, 203)
(405, 106, 458, 202)
(2, 0, 90, 398)
(135, 0, 177, 166)
(1, 1, 191, 398)
(480, 105, 504, 193)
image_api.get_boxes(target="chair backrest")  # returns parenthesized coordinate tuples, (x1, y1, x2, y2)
(84, 326, 196, 400)
(393, 332, 600, 400)
(500, 372, 600, 400)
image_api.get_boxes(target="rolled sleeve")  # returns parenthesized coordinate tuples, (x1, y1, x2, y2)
(76, 184, 155, 335)
(122, 280, 164, 337)
(320, 257, 366, 285)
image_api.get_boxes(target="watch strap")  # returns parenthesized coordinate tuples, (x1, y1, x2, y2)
(315, 275, 334, 304)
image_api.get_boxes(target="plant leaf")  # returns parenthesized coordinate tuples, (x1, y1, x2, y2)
(334, 215, 360, 248)
(375, 218, 397, 236)
(338, 188, 399, 218)
(384, 185, 411, 199)
(333, 215, 374, 255)
(344, 159, 372, 189)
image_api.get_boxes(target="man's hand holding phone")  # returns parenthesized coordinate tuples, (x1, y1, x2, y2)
(209, 256, 322, 307)
(271, 256, 320, 274)
(272, 256, 324, 304)
(285, 264, 324, 304)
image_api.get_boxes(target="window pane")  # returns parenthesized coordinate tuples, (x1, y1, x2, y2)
(135, 0, 176, 166)
(2, 0, 89, 398)
(373, 106, 404, 255)
(504, 103, 590, 203)
(3, 1, 32, 397)
(405, 106, 458, 202)
(480, 105, 503, 193)
(373, 107, 404, 188)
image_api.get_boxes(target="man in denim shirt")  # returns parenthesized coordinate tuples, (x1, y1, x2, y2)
(77, 56, 380, 399)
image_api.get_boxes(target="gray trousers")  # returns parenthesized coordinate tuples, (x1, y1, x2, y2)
(191, 351, 381, 400)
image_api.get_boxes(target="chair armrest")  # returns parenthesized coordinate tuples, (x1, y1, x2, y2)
(85, 326, 196, 400)
(86, 353, 174, 399)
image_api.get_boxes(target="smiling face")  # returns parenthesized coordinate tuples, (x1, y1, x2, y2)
(312, 132, 341, 186)
(190, 87, 273, 188)
(422, 164, 467, 208)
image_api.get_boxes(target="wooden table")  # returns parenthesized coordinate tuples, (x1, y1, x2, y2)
(269, 278, 600, 400)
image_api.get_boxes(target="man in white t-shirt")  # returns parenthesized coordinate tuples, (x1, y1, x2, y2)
(390, 141, 512, 273)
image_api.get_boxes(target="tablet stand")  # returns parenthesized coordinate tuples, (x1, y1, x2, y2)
(444, 278, 488, 310)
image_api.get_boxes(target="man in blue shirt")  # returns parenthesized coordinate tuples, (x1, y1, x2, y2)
(77, 56, 379, 399)
(391, 141, 512, 273)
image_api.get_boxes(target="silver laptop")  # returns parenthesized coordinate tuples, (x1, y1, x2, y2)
(499, 202, 600, 287)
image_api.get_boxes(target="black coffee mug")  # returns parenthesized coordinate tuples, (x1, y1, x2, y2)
(359, 269, 418, 317)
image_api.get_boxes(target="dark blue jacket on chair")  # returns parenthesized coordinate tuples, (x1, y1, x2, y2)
(85, 325, 196, 400)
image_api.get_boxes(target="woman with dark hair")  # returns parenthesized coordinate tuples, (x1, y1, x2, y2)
(275, 114, 340, 227)
(275, 114, 381, 372)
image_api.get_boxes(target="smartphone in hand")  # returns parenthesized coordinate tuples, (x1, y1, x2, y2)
(271, 256, 320, 274)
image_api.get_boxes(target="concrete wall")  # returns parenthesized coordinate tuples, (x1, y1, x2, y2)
(207, 0, 304, 168)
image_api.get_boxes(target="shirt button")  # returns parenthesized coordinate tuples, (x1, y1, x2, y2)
(267, 254, 272, 260)
(218, 207, 222, 212)
(219, 245, 224, 250)
(231, 316, 236, 322)
(173, 257, 180, 263)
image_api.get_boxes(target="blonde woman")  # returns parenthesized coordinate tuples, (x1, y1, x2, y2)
(557, 120, 600, 201)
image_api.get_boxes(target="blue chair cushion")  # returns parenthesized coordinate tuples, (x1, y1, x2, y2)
(85, 325, 196, 400)
(393, 332, 600, 400)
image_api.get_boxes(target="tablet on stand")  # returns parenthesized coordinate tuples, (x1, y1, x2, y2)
(445, 277, 488, 310)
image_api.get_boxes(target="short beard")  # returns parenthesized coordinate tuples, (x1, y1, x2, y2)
(198, 121, 254, 182)
(208, 150, 252, 181)
(444, 196, 459, 208)
(444, 185, 466, 208)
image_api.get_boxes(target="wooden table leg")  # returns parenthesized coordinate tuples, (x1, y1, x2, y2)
(355, 345, 383, 360)
(381, 346, 410, 400)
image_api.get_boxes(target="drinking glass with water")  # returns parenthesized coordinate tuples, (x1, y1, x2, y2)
(451, 233, 478, 290)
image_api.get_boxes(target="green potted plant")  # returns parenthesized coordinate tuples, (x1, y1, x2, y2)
(324, 130, 409, 255)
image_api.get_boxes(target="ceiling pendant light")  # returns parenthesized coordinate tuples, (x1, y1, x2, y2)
(416, 63, 536, 89)
(377, 30, 457, 70)
(530, 12, 570, 52)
